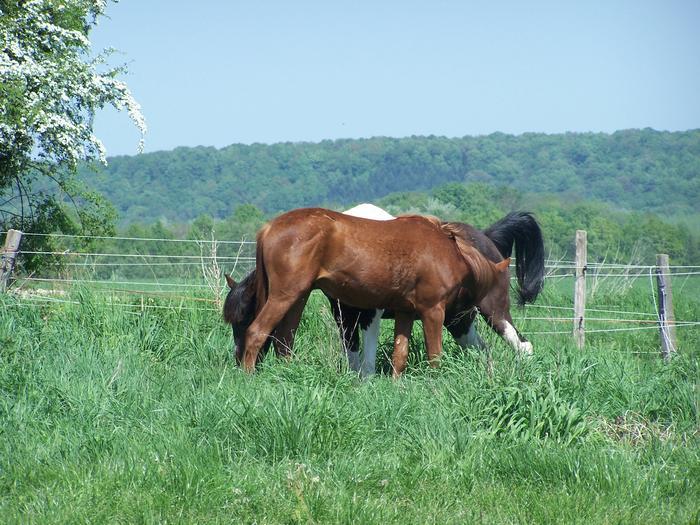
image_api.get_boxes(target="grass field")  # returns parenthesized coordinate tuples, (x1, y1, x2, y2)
(1, 280, 698, 524)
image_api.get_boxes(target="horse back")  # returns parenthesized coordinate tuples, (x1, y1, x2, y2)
(258, 208, 468, 309)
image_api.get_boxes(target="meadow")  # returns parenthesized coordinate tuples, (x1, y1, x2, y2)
(0, 279, 698, 524)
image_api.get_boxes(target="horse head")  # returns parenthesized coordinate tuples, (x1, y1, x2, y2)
(223, 271, 258, 364)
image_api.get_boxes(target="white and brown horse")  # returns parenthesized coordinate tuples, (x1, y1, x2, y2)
(225, 207, 509, 377)
(329, 204, 545, 376)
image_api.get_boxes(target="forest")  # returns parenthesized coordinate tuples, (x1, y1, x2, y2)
(80, 128, 699, 225)
(74, 128, 699, 265)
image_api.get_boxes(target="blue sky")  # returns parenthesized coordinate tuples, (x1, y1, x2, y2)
(91, 0, 700, 157)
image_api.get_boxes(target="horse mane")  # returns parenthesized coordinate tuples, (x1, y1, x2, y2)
(440, 222, 503, 287)
(398, 213, 442, 228)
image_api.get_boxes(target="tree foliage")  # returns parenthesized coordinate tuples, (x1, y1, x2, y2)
(74, 129, 699, 263)
(0, 0, 145, 264)
(81, 130, 699, 229)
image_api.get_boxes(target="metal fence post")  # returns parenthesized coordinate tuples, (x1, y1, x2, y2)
(573, 230, 587, 349)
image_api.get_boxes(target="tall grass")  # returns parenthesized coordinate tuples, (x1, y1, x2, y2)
(0, 282, 698, 523)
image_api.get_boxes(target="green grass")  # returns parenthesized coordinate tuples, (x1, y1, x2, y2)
(1, 283, 698, 524)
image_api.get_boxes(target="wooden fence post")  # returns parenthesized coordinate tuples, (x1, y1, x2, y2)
(655, 254, 677, 360)
(1, 229, 23, 293)
(573, 230, 587, 349)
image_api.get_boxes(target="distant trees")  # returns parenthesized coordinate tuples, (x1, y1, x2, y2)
(80, 130, 700, 231)
(69, 129, 700, 265)
(94, 182, 697, 269)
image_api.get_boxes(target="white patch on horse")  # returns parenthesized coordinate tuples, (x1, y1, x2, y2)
(343, 203, 395, 221)
(361, 309, 383, 377)
(341, 204, 392, 376)
(456, 323, 486, 350)
(502, 321, 533, 356)
(347, 349, 361, 373)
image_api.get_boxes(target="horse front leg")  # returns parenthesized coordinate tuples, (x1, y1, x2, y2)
(329, 298, 362, 372)
(271, 293, 309, 358)
(391, 312, 414, 379)
(446, 308, 486, 351)
(421, 305, 446, 367)
(242, 295, 300, 372)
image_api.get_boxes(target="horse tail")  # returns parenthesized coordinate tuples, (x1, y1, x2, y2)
(483, 212, 545, 306)
(254, 223, 271, 315)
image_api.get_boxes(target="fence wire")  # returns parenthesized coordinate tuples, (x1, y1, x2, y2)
(3, 231, 699, 341)
(17, 231, 256, 245)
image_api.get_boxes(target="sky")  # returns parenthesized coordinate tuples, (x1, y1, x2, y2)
(91, 0, 700, 157)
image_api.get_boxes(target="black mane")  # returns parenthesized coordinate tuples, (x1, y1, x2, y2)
(223, 269, 257, 327)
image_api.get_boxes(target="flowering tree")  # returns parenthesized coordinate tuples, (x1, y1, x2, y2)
(0, 0, 145, 243)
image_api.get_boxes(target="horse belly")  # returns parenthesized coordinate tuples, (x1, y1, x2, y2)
(315, 270, 416, 311)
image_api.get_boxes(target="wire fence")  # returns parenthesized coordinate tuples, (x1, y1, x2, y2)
(3, 231, 699, 345)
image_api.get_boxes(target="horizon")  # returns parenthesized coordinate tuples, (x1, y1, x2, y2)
(102, 126, 699, 159)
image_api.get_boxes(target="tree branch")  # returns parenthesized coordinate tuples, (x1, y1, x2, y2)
(27, 161, 86, 231)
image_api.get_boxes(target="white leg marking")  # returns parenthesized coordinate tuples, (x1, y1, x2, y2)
(361, 309, 383, 377)
(347, 350, 361, 372)
(502, 321, 533, 356)
(456, 323, 486, 350)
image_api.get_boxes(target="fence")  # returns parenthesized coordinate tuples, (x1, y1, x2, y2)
(2, 228, 699, 359)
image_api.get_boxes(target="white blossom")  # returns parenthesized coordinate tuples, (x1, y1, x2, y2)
(0, 0, 146, 168)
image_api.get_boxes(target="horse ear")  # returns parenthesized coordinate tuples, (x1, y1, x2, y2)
(225, 273, 237, 289)
(495, 257, 511, 273)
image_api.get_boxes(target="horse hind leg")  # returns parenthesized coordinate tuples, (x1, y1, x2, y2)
(485, 311, 533, 356)
(502, 320, 533, 356)
(391, 312, 414, 379)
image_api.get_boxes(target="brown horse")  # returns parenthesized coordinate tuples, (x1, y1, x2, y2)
(330, 210, 544, 376)
(235, 207, 509, 377)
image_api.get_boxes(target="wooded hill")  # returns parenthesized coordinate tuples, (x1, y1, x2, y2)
(82, 128, 699, 226)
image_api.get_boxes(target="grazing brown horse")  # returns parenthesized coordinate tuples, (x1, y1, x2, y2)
(232, 207, 509, 376)
(224, 206, 544, 377)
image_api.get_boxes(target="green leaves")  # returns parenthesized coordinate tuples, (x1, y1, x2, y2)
(1, 0, 142, 257)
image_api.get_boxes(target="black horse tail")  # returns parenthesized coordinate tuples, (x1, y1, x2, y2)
(483, 211, 545, 306)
